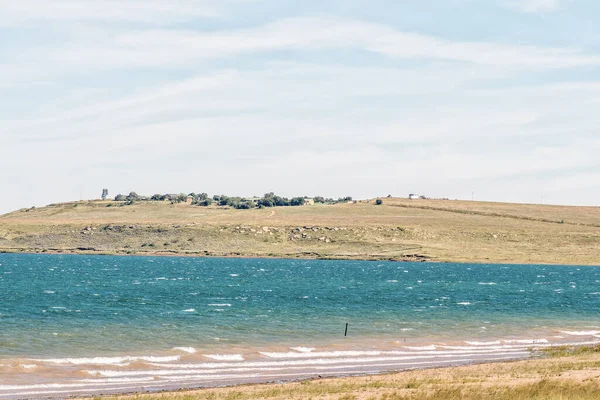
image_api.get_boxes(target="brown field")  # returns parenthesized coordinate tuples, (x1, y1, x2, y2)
(1, 198, 599, 265)
(87, 347, 600, 400)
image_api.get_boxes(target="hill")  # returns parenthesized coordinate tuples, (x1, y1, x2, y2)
(1, 198, 599, 265)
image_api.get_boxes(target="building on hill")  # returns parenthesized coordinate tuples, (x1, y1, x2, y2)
(408, 193, 420, 200)
(304, 198, 315, 206)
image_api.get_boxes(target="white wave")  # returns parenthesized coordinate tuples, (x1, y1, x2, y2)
(478, 282, 497, 285)
(204, 354, 244, 361)
(457, 302, 471, 305)
(208, 304, 232, 307)
(21, 364, 37, 370)
(466, 341, 501, 346)
(173, 347, 197, 354)
(230, 274, 239, 277)
(32, 355, 180, 365)
(259, 347, 527, 359)
(80, 377, 157, 384)
(43, 290, 55, 294)
(182, 309, 195, 312)
(89, 352, 531, 379)
(503, 339, 549, 344)
(404, 345, 436, 351)
(560, 330, 600, 336)
(260, 350, 381, 359)
(442, 344, 547, 351)
(290, 347, 315, 353)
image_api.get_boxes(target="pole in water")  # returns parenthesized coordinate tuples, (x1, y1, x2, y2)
(344, 323, 349, 337)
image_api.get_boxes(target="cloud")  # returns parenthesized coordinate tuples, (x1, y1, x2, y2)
(113, 17, 596, 69)
(0, 0, 220, 26)
(506, 0, 561, 13)
(3, 15, 598, 84)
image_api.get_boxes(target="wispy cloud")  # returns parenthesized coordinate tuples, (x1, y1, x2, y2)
(506, 0, 562, 13)
(3, 15, 597, 86)
(0, 0, 221, 25)
(114, 17, 597, 69)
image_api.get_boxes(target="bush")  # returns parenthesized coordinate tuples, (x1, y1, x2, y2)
(376, 199, 383, 205)
(196, 199, 212, 207)
(218, 196, 230, 206)
(235, 201, 253, 209)
(114, 194, 126, 201)
(290, 197, 305, 206)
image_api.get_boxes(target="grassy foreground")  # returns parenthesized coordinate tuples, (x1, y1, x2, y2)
(1, 198, 600, 264)
(87, 348, 600, 400)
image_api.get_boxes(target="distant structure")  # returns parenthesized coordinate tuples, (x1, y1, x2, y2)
(304, 198, 315, 206)
(185, 196, 193, 205)
(101, 188, 108, 200)
(408, 193, 420, 200)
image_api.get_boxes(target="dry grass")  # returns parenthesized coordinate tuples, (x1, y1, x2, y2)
(85, 352, 600, 400)
(1, 198, 599, 265)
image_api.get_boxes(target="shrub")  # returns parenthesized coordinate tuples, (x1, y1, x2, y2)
(195, 199, 212, 207)
(290, 197, 305, 206)
(376, 199, 383, 205)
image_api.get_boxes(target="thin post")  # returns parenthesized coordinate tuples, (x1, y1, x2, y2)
(344, 323, 348, 337)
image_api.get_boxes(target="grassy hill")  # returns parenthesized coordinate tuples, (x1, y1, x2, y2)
(1, 198, 599, 265)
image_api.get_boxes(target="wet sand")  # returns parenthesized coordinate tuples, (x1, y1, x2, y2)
(1, 334, 598, 399)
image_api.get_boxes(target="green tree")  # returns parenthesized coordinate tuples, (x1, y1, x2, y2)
(290, 197, 305, 206)
(196, 199, 212, 207)
(375, 199, 383, 205)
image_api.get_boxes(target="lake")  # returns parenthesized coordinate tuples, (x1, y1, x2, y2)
(1, 253, 599, 398)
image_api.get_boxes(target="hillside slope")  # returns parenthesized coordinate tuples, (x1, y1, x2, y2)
(1, 198, 599, 264)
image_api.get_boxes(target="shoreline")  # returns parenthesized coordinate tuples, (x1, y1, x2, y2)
(2, 248, 599, 267)
(75, 346, 600, 400)
(0, 247, 436, 263)
(75, 356, 529, 399)
(3, 335, 599, 399)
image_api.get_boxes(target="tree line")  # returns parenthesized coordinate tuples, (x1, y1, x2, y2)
(111, 191, 354, 209)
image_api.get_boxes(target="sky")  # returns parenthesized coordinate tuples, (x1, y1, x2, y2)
(1, 0, 599, 213)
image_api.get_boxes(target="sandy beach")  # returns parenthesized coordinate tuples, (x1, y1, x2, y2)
(85, 346, 600, 400)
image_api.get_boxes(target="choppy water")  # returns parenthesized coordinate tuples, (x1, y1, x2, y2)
(1, 254, 600, 398)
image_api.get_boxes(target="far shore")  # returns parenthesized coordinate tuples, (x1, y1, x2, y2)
(0, 247, 436, 262)
(4, 248, 600, 267)
(2, 198, 599, 266)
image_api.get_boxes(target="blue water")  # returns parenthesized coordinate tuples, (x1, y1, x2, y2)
(1, 253, 600, 358)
